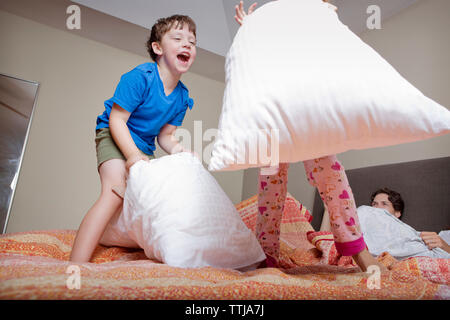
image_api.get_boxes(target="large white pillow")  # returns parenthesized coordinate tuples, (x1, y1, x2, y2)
(357, 206, 450, 259)
(100, 152, 265, 269)
(208, 0, 450, 171)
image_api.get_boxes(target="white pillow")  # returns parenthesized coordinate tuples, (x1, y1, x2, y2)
(208, 0, 450, 171)
(100, 152, 265, 269)
(357, 206, 450, 259)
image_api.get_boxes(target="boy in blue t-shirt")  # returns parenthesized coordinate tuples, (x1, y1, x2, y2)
(70, 15, 197, 262)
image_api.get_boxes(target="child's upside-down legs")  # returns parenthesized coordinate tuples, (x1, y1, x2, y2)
(256, 156, 386, 271)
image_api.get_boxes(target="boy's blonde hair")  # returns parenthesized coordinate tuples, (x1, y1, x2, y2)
(146, 15, 197, 62)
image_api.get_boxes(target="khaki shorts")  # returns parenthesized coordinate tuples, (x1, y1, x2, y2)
(95, 127, 155, 169)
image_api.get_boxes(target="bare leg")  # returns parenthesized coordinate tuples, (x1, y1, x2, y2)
(69, 159, 127, 263)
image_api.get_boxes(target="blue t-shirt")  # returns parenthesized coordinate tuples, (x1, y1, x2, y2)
(96, 62, 194, 155)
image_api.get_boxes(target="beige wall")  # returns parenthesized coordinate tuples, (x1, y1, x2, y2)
(1, 10, 242, 233)
(242, 0, 450, 210)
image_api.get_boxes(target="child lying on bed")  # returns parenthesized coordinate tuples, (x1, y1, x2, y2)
(370, 188, 450, 255)
(321, 187, 450, 259)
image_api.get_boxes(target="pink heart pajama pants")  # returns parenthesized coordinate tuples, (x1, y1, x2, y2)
(256, 155, 366, 262)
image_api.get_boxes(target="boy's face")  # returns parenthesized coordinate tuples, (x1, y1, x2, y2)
(152, 23, 196, 75)
(371, 193, 401, 218)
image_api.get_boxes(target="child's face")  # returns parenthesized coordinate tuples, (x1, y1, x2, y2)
(371, 193, 401, 218)
(153, 23, 197, 75)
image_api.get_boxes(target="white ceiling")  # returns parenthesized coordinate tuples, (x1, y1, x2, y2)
(72, 0, 419, 57)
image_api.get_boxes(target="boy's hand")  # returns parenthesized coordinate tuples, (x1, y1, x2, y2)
(235, 1, 257, 26)
(126, 153, 150, 172)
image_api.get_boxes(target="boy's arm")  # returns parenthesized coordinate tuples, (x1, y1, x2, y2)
(110, 103, 149, 171)
(157, 123, 189, 155)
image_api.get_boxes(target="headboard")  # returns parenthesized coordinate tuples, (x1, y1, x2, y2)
(311, 156, 450, 233)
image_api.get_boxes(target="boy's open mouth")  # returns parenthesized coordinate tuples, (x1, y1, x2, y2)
(177, 53, 190, 63)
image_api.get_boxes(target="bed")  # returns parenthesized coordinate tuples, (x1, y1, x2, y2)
(1, 189, 449, 300)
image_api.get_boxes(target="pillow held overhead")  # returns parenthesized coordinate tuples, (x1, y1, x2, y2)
(208, 0, 450, 172)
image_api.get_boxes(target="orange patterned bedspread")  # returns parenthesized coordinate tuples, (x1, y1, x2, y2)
(1, 195, 449, 300)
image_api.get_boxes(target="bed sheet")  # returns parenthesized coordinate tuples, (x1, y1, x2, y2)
(0, 194, 448, 300)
